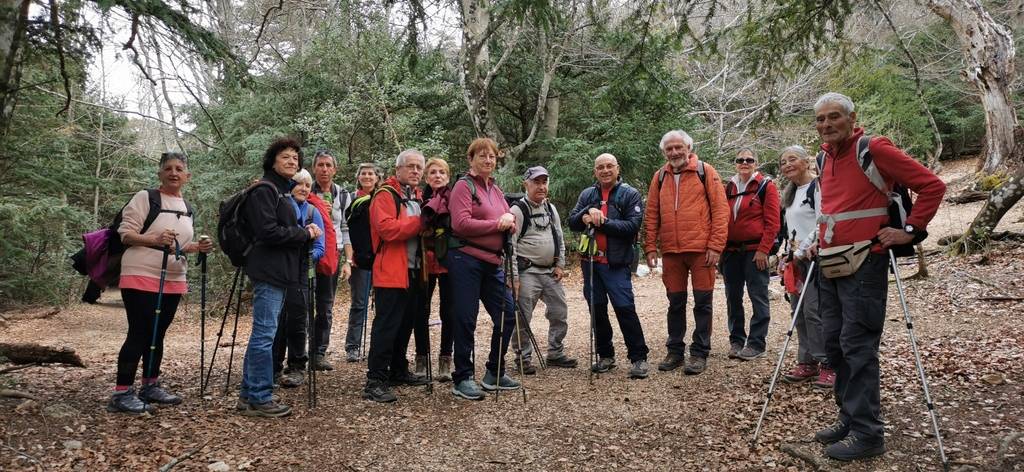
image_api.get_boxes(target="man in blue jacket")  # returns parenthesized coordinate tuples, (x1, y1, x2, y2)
(568, 153, 650, 379)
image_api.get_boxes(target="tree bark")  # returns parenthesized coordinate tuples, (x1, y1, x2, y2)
(0, 0, 29, 136)
(951, 165, 1024, 254)
(927, 0, 1017, 174)
(0, 343, 85, 367)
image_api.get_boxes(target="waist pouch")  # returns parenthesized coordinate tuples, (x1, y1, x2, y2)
(517, 256, 554, 272)
(819, 240, 872, 279)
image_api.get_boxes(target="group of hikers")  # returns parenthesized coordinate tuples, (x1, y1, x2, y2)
(97, 92, 945, 463)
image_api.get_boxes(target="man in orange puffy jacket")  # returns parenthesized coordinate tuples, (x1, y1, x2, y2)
(643, 130, 729, 375)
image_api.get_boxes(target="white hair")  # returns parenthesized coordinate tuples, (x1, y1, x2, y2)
(395, 148, 424, 167)
(293, 169, 313, 185)
(659, 130, 694, 151)
(814, 92, 855, 114)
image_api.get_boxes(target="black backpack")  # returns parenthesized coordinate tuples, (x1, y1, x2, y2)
(217, 181, 283, 268)
(816, 135, 920, 257)
(346, 187, 403, 270)
(512, 198, 562, 266)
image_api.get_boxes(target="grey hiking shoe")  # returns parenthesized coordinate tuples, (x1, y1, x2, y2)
(280, 369, 304, 388)
(629, 360, 650, 379)
(452, 379, 485, 401)
(390, 370, 429, 387)
(814, 421, 851, 444)
(546, 355, 578, 368)
(824, 435, 885, 461)
(728, 343, 743, 359)
(313, 354, 334, 371)
(414, 355, 428, 377)
(363, 382, 397, 403)
(515, 359, 537, 375)
(737, 346, 766, 361)
(436, 356, 453, 382)
(235, 394, 281, 411)
(481, 370, 521, 391)
(107, 387, 155, 415)
(346, 350, 360, 362)
(657, 353, 685, 371)
(238, 400, 291, 418)
(591, 357, 615, 373)
(138, 382, 182, 405)
(683, 356, 707, 375)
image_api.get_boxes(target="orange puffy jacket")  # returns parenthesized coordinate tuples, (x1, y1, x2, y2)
(370, 177, 423, 289)
(643, 154, 729, 255)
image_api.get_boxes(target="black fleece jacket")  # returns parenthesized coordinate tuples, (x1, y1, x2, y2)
(243, 171, 310, 288)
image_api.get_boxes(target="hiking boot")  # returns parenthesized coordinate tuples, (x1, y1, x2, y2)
(683, 356, 707, 375)
(238, 400, 291, 418)
(813, 366, 836, 389)
(452, 379, 485, 401)
(591, 357, 615, 373)
(481, 370, 521, 391)
(272, 371, 283, 389)
(280, 369, 305, 388)
(138, 382, 182, 405)
(546, 355, 578, 368)
(783, 363, 819, 384)
(346, 350, 360, 362)
(737, 346, 766, 361)
(728, 343, 743, 359)
(629, 360, 650, 379)
(515, 359, 537, 376)
(312, 355, 334, 371)
(814, 421, 850, 444)
(362, 382, 397, 403)
(824, 435, 885, 461)
(657, 353, 685, 371)
(390, 370, 429, 387)
(436, 355, 453, 382)
(414, 355, 428, 377)
(106, 388, 155, 415)
(235, 394, 281, 411)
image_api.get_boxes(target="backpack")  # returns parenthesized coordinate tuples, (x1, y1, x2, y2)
(512, 198, 562, 268)
(656, 160, 712, 211)
(346, 187, 403, 270)
(73, 189, 194, 286)
(217, 181, 283, 268)
(444, 175, 506, 258)
(816, 135, 919, 257)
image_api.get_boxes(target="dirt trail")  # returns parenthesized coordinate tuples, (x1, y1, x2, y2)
(2, 159, 1023, 471)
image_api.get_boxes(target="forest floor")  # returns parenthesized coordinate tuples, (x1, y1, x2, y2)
(2, 158, 1024, 471)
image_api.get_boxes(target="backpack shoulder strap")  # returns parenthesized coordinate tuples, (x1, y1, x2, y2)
(305, 204, 315, 226)
(459, 175, 480, 204)
(807, 179, 818, 209)
(815, 151, 826, 175)
(546, 201, 562, 261)
(756, 176, 772, 205)
(856, 135, 887, 194)
(656, 168, 666, 191)
(696, 160, 706, 184)
(141, 189, 163, 234)
(514, 199, 530, 239)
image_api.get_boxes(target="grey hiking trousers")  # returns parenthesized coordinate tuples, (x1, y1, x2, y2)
(511, 271, 569, 361)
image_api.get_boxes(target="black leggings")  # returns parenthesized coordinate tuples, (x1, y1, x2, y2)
(423, 274, 453, 356)
(116, 288, 181, 386)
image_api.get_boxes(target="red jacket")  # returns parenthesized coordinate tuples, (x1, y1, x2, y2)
(725, 172, 781, 254)
(308, 193, 338, 276)
(818, 128, 946, 250)
(370, 177, 423, 288)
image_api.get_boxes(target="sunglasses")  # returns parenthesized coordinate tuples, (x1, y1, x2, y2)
(735, 157, 756, 164)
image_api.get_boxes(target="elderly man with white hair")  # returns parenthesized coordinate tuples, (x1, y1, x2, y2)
(810, 92, 945, 461)
(643, 130, 729, 376)
(362, 149, 429, 403)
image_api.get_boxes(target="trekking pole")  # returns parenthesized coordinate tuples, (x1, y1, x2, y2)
(196, 243, 208, 392)
(585, 226, 597, 384)
(362, 283, 373, 362)
(752, 259, 817, 445)
(503, 237, 528, 404)
(223, 272, 244, 395)
(144, 245, 173, 381)
(307, 245, 318, 408)
(889, 249, 948, 469)
(203, 266, 240, 395)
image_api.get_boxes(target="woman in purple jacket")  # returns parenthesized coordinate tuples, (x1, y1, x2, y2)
(446, 138, 520, 400)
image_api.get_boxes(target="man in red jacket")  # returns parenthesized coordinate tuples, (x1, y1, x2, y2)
(722, 148, 780, 361)
(812, 92, 946, 461)
(362, 149, 429, 403)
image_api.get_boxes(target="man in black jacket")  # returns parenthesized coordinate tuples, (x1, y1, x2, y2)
(568, 153, 650, 379)
(237, 137, 322, 418)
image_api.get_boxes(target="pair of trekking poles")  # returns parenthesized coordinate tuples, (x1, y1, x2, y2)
(494, 232, 548, 403)
(752, 249, 948, 469)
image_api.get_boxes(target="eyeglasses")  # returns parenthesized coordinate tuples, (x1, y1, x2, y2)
(735, 157, 756, 164)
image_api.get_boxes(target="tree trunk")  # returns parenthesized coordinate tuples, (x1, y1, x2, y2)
(0, 0, 29, 136)
(459, 0, 499, 140)
(542, 94, 559, 140)
(951, 165, 1024, 254)
(927, 0, 1017, 174)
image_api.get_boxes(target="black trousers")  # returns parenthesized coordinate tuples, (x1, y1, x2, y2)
(426, 274, 454, 356)
(819, 252, 889, 441)
(366, 271, 424, 384)
(273, 286, 309, 372)
(116, 288, 182, 386)
(313, 267, 340, 356)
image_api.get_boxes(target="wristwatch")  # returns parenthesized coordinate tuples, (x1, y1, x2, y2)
(904, 224, 917, 235)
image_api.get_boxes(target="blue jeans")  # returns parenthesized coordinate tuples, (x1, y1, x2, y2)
(721, 250, 771, 351)
(240, 280, 285, 405)
(448, 249, 516, 384)
(344, 268, 372, 352)
(582, 260, 649, 362)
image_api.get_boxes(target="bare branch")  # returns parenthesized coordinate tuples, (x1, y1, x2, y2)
(47, 0, 72, 117)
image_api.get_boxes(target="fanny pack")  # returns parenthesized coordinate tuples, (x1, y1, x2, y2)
(818, 240, 872, 279)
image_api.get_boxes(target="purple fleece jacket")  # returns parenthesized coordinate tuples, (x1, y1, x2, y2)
(448, 173, 509, 265)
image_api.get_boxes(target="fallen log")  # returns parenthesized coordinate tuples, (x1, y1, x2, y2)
(946, 190, 989, 204)
(0, 389, 40, 401)
(1, 306, 60, 321)
(780, 442, 834, 471)
(0, 343, 85, 367)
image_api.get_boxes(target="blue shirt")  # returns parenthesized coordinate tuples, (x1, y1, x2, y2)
(290, 197, 325, 262)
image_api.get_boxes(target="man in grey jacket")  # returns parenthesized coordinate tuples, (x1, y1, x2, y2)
(310, 149, 353, 370)
(510, 166, 578, 374)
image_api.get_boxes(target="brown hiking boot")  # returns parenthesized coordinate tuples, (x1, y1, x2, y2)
(683, 356, 707, 375)
(436, 355, 453, 382)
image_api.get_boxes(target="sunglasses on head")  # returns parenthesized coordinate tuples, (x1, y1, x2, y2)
(735, 157, 756, 164)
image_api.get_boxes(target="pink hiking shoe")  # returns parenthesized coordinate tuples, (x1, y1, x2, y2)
(783, 362, 819, 384)
(813, 366, 836, 389)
